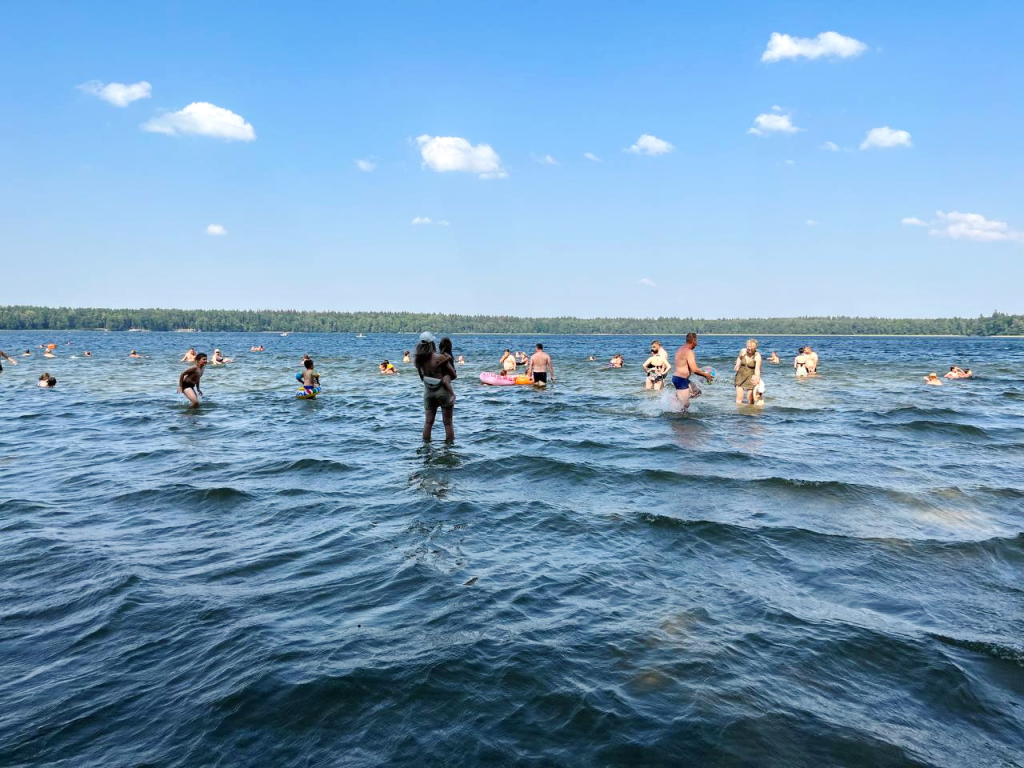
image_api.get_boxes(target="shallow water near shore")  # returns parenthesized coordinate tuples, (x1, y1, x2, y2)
(1, 331, 1022, 767)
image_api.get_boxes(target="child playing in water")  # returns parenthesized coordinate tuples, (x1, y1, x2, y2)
(437, 337, 458, 404)
(178, 353, 208, 407)
(300, 358, 321, 393)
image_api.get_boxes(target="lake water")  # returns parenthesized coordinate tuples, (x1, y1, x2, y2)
(1, 331, 1022, 767)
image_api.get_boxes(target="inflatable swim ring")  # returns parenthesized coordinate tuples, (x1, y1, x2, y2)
(479, 372, 534, 386)
(296, 386, 321, 400)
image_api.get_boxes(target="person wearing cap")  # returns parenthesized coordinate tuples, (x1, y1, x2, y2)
(924, 372, 943, 386)
(414, 332, 457, 441)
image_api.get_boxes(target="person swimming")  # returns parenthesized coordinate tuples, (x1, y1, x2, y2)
(250, 345, 264, 352)
(402, 350, 411, 364)
(211, 349, 231, 365)
(379, 360, 398, 375)
(457, 354, 465, 365)
(38, 372, 57, 388)
(128, 350, 144, 358)
(609, 354, 624, 368)
(925, 372, 943, 386)
(22, 350, 31, 357)
(768, 351, 780, 364)
(83, 351, 92, 357)
(181, 348, 197, 363)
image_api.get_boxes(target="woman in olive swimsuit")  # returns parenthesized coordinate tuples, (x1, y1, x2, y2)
(733, 339, 762, 405)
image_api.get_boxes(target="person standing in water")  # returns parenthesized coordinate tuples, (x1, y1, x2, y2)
(805, 345, 819, 375)
(672, 333, 713, 411)
(794, 348, 810, 377)
(415, 332, 457, 442)
(527, 343, 554, 385)
(643, 346, 670, 390)
(178, 352, 208, 408)
(499, 349, 516, 375)
(733, 339, 762, 405)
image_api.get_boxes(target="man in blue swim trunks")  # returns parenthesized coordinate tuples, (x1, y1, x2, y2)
(672, 333, 713, 411)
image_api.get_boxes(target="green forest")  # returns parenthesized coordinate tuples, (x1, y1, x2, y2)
(1, 305, 1022, 336)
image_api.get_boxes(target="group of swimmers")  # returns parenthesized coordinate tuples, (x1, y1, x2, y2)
(926, 366, 975, 386)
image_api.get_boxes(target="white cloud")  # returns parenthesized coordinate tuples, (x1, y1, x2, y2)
(415, 134, 506, 179)
(625, 134, 674, 156)
(437, 219, 450, 227)
(930, 211, 1024, 243)
(355, 159, 377, 172)
(78, 80, 152, 107)
(761, 31, 867, 62)
(638, 277, 656, 287)
(860, 126, 912, 150)
(748, 111, 803, 136)
(821, 141, 840, 152)
(901, 217, 928, 226)
(206, 224, 227, 236)
(143, 102, 256, 141)
(785, 159, 795, 166)
(412, 217, 432, 225)
(533, 153, 559, 166)
(806, 219, 819, 226)
(583, 152, 602, 162)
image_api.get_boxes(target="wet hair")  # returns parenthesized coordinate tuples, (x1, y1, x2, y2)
(304, 359, 314, 369)
(381, 360, 389, 366)
(48, 377, 56, 387)
(39, 372, 50, 380)
(414, 339, 435, 371)
(302, 354, 310, 360)
(536, 343, 543, 350)
(439, 337, 453, 357)
(686, 333, 698, 344)
(195, 353, 208, 362)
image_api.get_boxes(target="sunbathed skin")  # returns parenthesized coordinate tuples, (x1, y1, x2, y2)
(416, 337, 457, 441)
(178, 354, 208, 407)
(672, 334, 712, 411)
(527, 344, 554, 384)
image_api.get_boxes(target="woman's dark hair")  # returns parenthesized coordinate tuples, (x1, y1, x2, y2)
(414, 339, 435, 372)
(439, 337, 453, 357)
(48, 377, 56, 387)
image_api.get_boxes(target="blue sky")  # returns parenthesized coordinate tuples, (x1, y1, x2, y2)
(1, 1, 1022, 318)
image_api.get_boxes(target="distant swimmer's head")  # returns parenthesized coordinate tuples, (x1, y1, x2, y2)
(304, 359, 314, 370)
(927, 372, 939, 380)
(84, 351, 91, 356)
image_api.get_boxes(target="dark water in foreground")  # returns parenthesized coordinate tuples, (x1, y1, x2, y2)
(1, 331, 1022, 767)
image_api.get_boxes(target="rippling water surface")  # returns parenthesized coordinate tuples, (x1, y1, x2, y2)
(1, 331, 1022, 767)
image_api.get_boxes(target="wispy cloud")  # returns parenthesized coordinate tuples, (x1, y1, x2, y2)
(415, 135, 507, 179)
(532, 153, 559, 166)
(860, 126, 912, 150)
(583, 152, 602, 163)
(805, 219, 819, 227)
(206, 224, 227, 236)
(761, 31, 867, 62)
(355, 159, 377, 172)
(411, 217, 432, 225)
(821, 141, 841, 152)
(143, 102, 255, 141)
(638, 277, 656, 287)
(901, 217, 928, 226)
(748, 110, 803, 136)
(625, 134, 674, 156)
(930, 211, 1024, 243)
(78, 80, 152, 107)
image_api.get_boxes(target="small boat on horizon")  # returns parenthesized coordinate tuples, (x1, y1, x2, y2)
(356, 333, 367, 338)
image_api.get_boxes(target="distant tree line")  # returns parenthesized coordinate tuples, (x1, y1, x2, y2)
(0, 305, 1022, 336)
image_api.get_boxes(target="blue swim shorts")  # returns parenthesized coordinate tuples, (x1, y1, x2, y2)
(672, 375, 690, 390)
